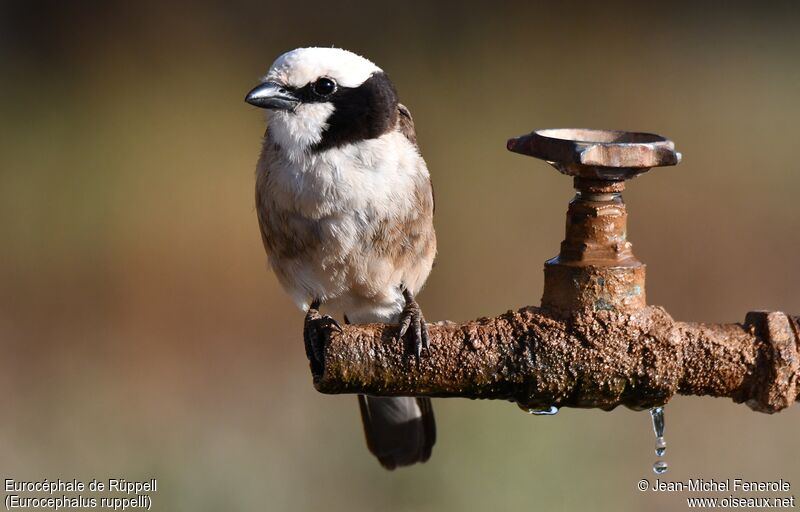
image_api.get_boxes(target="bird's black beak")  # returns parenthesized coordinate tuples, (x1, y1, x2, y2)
(245, 82, 299, 111)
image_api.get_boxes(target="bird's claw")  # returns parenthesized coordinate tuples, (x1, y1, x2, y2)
(303, 305, 341, 373)
(398, 290, 429, 360)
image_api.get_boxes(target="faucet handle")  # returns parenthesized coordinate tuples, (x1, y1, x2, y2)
(507, 128, 681, 181)
(507, 128, 681, 314)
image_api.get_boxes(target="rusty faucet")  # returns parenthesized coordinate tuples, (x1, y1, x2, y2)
(507, 128, 681, 315)
(308, 129, 800, 415)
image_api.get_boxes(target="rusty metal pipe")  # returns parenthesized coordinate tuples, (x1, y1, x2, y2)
(311, 308, 800, 414)
(306, 128, 800, 414)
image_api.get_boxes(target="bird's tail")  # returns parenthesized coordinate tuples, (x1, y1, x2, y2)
(357, 395, 436, 470)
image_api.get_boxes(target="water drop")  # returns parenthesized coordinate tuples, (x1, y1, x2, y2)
(650, 406, 665, 438)
(653, 460, 668, 474)
(655, 436, 667, 457)
(650, 407, 666, 455)
(528, 405, 559, 415)
(649, 406, 668, 473)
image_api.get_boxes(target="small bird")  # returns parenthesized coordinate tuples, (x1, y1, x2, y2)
(246, 47, 437, 469)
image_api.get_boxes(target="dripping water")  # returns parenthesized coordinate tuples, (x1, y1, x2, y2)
(527, 405, 559, 416)
(649, 406, 668, 474)
(655, 436, 667, 457)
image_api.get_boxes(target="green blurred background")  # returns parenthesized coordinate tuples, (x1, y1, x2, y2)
(2, 1, 799, 510)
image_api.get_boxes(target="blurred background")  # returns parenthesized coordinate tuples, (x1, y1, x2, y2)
(1, 1, 799, 510)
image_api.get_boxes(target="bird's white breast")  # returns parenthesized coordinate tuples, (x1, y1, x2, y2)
(259, 130, 432, 321)
(266, 130, 425, 221)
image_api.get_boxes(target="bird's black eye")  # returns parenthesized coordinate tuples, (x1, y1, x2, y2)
(311, 77, 337, 97)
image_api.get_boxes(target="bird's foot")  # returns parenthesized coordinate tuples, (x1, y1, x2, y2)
(398, 288, 429, 359)
(303, 301, 341, 374)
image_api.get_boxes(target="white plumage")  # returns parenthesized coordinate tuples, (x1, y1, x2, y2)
(265, 47, 381, 89)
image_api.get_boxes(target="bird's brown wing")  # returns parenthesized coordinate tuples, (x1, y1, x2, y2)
(255, 129, 284, 259)
(396, 103, 417, 146)
(397, 103, 434, 215)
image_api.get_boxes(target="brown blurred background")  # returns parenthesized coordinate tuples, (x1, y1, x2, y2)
(1, 1, 799, 510)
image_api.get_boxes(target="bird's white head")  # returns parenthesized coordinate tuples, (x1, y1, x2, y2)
(246, 47, 400, 156)
(265, 47, 381, 90)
